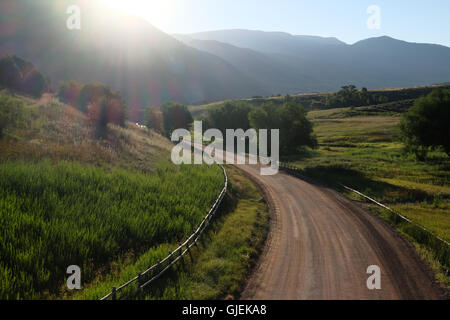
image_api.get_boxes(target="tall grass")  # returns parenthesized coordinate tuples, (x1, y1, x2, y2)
(0, 161, 223, 299)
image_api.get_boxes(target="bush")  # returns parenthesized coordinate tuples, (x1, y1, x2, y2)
(161, 102, 193, 137)
(400, 89, 450, 159)
(58, 81, 83, 106)
(249, 101, 317, 154)
(0, 55, 48, 97)
(144, 106, 164, 135)
(58, 81, 127, 133)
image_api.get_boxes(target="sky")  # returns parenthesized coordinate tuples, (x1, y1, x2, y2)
(101, 0, 450, 47)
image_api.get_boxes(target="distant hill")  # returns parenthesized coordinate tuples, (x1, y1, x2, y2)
(179, 30, 450, 93)
(2, 1, 449, 114)
(0, 0, 267, 115)
(174, 35, 327, 93)
(183, 29, 345, 55)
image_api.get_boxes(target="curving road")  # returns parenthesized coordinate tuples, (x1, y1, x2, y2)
(237, 164, 444, 300)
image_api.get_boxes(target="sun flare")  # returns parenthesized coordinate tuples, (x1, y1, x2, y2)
(100, 0, 175, 30)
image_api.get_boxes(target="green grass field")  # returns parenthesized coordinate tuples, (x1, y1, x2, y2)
(0, 161, 223, 299)
(76, 166, 269, 300)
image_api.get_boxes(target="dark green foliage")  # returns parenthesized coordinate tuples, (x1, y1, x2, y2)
(206, 101, 252, 132)
(0, 94, 24, 138)
(400, 89, 450, 159)
(0, 161, 223, 299)
(0, 55, 48, 97)
(161, 102, 193, 137)
(324, 85, 387, 108)
(249, 101, 317, 154)
(0, 56, 22, 89)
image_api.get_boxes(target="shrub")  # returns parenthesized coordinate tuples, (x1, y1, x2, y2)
(144, 106, 165, 135)
(400, 89, 450, 159)
(0, 55, 48, 98)
(161, 102, 193, 137)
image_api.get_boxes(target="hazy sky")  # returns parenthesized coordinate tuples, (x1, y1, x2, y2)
(101, 0, 450, 47)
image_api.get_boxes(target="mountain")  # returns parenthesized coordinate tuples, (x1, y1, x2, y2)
(0, 0, 267, 113)
(179, 30, 450, 92)
(174, 35, 329, 93)
(1, 2, 449, 111)
(183, 29, 345, 56)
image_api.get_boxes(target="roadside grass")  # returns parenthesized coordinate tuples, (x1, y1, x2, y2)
(363, 203, 449, 290)
(285, 110, 449, 287)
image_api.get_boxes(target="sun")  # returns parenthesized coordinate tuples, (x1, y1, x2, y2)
(100, 0, 175, 31)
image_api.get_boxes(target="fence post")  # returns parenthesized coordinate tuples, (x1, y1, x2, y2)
(111, 286, 117, 300)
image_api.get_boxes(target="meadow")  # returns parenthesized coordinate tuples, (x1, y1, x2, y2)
(0, 161, 223, 299)
(75, 166, 269, 300)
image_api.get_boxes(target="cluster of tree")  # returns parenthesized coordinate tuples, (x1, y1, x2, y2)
(205, 98, 317, 154)
(58, 81, 127, 136)
(246, 85, 450, 112)
(0, 55, 49, 97)
(324, 85, 389, 108)
(400, 89, 450, 160)
(144, 102, 193, 138)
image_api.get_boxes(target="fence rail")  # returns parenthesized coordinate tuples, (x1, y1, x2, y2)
(100, 165, 228, 300)
(339, 183, 450, 247)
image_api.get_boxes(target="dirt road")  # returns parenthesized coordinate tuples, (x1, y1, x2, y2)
(237, 164, 444, 300)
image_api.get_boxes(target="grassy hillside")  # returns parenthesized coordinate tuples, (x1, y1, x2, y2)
(0, 92, 228, 299)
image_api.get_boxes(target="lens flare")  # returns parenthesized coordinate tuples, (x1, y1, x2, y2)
(100, 0, 175, 30)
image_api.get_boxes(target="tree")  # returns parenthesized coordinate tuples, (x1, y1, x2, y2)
(58, 81, 83, 106)
(161, 102, 193, 137)
(0, 55, 22, 90)
(249, 101, 317, 154)
(0, 55, 48, 97)
(400, 89, 450, 159)
(206, 101, 252, 132)
(144, 106, 164, 135)
(76, 83, 111, 113)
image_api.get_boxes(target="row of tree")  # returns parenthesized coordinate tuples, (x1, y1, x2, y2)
(323, 85, 389, 108)
(203, 98, 317, 154)
(0, 55, 49, 98)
